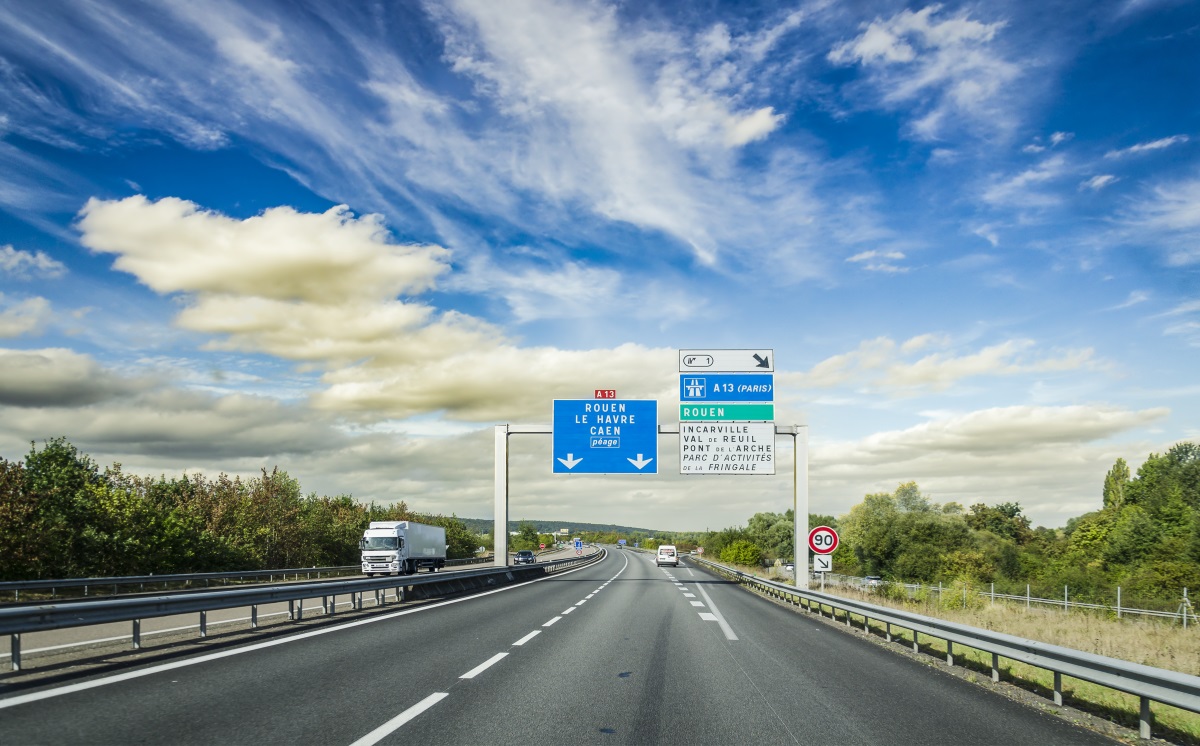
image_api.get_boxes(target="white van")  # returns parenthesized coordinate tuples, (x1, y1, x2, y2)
(655, 545, 679, 567)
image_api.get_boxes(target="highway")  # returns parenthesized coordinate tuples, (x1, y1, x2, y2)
(0, 550, 1115, 745)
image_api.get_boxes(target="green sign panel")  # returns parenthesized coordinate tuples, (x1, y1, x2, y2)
(679, 404, 774, 421)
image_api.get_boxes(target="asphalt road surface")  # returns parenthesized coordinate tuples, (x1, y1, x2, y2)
(0, 550, 1116, 745)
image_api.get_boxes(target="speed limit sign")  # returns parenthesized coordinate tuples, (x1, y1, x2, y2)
(808, 526, 839, 554)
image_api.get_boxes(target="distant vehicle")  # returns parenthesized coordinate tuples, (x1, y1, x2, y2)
(514, 549, 536, 565)
(361, 521, 447, 576)
(863, 576, 882, 587)
(655, 545, 679, 567)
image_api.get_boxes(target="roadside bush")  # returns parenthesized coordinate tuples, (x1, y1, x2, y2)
(721, 539, 762, 567)
(938, 578, 987, 611)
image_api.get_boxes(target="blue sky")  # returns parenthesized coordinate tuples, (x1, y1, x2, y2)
(0, 0, 1197, 530)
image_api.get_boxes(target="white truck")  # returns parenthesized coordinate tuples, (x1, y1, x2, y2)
(360, 521, 448, 575)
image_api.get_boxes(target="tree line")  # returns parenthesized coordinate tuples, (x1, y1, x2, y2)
(0, 438, 480, 579)
(662, 442, 1199, 608)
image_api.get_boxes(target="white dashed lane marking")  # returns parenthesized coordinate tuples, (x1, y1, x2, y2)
(350, 693, 448, 746)
(460, 653, 507, 679)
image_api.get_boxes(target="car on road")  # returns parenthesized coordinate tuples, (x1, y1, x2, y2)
(863, 576, 882, 587)
(655, 545, 679, 567)
(514, 550, 536, 565)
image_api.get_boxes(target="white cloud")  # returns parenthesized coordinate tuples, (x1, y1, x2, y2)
(1107, 290, 1149, 310)
(847, 250, 905, 262)
(77, 196, 481, 367)
(828, 5, 1022, 139)
(1156, 299, 1200, 346)
(0, 294, 51, 337)
(1122, 174, 1200, 265)
(449, 257, 695, 326)
(814, 405, 1170, 523)
(1049, 131, 1073, 146)
(1105, 134, 1190, 159)
(784, 335, 1097, 393)
(982, 155, 1067, 207)
(1080, 174, 1118, 191)
(1159, 300, 1200, 317)
(0, 244, 67, 279)
(0, 1, 847, 283)
(0, 347, 145, 406)
(75, 196, 683, 422)
(78, 197, 449, 302)
(846, 249, 908, 273)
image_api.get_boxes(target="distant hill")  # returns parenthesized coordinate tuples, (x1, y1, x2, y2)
(457, 517, 669, 537)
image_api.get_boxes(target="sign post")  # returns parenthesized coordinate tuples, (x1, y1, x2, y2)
(808, 526, 838, 577)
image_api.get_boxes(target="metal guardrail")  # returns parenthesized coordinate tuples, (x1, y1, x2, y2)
(0, 557, 496, 601)
(1, 549, 603, 672)
(693, 556, 1200, 740)
(0, 565, 358, 599)
(817, 572, 1197, 627)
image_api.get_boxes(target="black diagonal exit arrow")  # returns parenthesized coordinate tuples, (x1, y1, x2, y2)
(753, 353, 770, 369)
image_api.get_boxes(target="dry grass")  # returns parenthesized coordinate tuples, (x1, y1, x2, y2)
(825, 584, 1200, 673)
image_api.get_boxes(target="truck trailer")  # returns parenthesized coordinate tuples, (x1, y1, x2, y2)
(361, 521, 448, 575)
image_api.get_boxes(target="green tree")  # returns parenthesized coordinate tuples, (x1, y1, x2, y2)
(23, 437, 105, 576)
(1103, 457, 1132, 511)
(1102, 505, 1161, 567)
(720, 539, 762, 567)
(965, 502, 1032, 544)
(512, 521, 539, 551)
(0, 458, 37, 579)
(840, 491, 899, 575)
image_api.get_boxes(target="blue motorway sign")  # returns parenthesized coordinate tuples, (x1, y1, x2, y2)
(679, 373, 773, 402)
(618, 539, 627, 545)
(553, 399, 658, 474)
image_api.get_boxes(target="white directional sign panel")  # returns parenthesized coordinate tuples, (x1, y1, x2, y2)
(813, 554, 832, 573)
(679, 349, 774, 373)
(679, 422, 775, 474)
(553, 399, 658, 474)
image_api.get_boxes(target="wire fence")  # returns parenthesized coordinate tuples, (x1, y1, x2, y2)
(810, 572, 1199, 628)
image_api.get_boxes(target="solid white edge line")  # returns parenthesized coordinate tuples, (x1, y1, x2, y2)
(543, 616, 562, 627)
(0, 551, 607, 710)
(512, 630, 540, 646)
(349, 692, 448, 746)
(459, 652, 508, 679)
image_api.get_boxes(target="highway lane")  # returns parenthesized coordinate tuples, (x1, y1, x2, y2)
(2, 548, 585, 663)
(0, 551, 615, 744)
(0, 549, 1116, 745)
(393, 550, 1116, 745)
